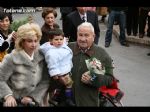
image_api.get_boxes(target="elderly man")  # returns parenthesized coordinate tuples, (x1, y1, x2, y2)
(68, 22, 114, 106)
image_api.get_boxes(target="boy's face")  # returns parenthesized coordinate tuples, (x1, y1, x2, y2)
(51, 35, 64, 47)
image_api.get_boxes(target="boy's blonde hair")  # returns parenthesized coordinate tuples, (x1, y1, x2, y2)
(15, 23, 42, 50)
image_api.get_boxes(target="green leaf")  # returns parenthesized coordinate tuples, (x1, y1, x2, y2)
(10, 16, 31, 32)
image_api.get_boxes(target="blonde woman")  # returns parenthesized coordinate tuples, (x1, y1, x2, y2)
(0, 23, 49, 107)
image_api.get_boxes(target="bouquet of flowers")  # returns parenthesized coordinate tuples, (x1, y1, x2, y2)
(10, 15, 33, 32)
(85, 57, 105, 75)
(85, 57, 105, 84)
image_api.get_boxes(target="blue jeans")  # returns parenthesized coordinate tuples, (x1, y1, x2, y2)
(105, 10, 126, 44)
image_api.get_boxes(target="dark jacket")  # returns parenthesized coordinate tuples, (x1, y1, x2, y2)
(60, 7, 76, 14)
(68, 42, 114, 106)
(65, 10, 100, 42)
(40, 23, 59, 45)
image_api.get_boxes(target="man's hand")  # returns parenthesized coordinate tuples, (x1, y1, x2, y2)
(21, 96, 33, 105)
(81, 71, 92, 84)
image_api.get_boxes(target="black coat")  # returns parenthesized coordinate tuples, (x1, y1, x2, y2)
(65, 10, 100, 42)
(40, 23, 59, 45)
(0, 29, 14, 53)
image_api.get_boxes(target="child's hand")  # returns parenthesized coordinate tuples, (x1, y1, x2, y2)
(64, 37, 69, 45)
(59, 74, 72, 86)
(52, 76, 59, 80)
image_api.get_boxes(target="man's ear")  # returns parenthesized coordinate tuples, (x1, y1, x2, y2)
(92, 34, 95, 42)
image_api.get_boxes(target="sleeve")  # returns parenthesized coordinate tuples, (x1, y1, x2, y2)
(0, 54, 14, 99)
(90, 48, 114, 88)
(90, 73, 114, 88)
(45, 50, 61, 77)
(0, 41, 9, 52)
(39, 42, 50, 55)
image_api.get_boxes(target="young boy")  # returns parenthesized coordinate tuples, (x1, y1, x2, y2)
(40, 28, 75, 106)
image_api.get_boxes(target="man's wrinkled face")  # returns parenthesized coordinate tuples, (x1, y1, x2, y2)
(77, 26, 95, 50)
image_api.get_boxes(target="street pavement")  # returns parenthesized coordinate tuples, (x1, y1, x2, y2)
(113, 25, 150, 46)
(12, 7, 150, 106)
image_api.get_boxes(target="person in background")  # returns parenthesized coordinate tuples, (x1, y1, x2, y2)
(60, 7, 76, 34)
(40, 28, 75, 106)
(65, 7, 100, 44)
(0, 23, 49, 107)
(0, 11, 16, 62)
(99, 7, 108, 23)
(40, 7, 59, 45)
(67, 22, 114, 106)
(105, 7, 129, 47)
(126, 7, 139, 36)
(139, 7, 150, 38)
(100, 15, 107, 23)
(86, 7, 96, 12)
(139, 7, 150, 57)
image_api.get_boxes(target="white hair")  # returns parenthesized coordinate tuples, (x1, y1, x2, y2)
(77, 22, 94, 33)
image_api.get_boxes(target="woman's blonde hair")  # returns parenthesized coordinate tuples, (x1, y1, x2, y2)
(15, 23, 42, 50)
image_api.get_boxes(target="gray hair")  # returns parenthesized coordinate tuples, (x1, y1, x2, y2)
(77, 22, 94, 33)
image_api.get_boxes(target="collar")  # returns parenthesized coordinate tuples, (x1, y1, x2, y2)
(12, 49, 44, 65)
(79, 12, 87, 21)
(22, 50, 34, 61)
(73, 43, 94, 57)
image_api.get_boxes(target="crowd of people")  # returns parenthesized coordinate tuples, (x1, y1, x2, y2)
(0, 7, 149, 107)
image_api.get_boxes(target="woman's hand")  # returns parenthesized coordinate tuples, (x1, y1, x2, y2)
(11, 31, 17, 41)
(3, 95, 17, 107)
(81, 71, 92, 84)
(21, 96, 33, 105)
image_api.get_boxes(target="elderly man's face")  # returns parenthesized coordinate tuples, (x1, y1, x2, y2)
(77, 26, 95, 50)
